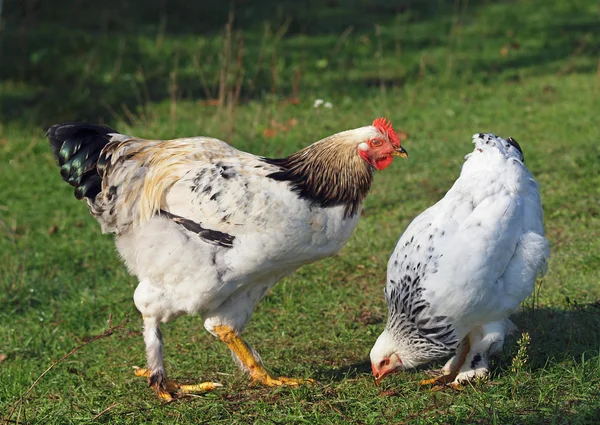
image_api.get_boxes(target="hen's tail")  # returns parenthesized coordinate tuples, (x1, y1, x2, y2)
(46, 122, 118, 200)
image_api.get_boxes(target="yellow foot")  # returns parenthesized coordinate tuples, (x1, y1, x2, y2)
(430, 382, 463, 392)
(255, 374, 316, 387)
(420, 373, 464, 391)
(419, 373, 456, 387)
(133, 366, 152, 378)
(421, 337, 471, 391)
(133, 366, 223, 401)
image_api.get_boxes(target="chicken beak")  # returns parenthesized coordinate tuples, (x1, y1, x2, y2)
(372, 363, 385, 386)
(393, 146, 408, 158)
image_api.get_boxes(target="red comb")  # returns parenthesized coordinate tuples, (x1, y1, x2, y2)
(372, 117, 401, 148)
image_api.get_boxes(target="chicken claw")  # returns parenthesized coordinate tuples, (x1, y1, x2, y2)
(430, 382, 463, 392)
(419, 373, 458, 387)
(133, 366, 223, 401)
(259, 375, 316, 387)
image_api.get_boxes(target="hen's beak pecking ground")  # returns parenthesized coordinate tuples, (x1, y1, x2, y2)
(372, 362, 393, 387)
(393, 146, 408, 158)
(372, 367, 392, 387)
(371, 353, 403, 386)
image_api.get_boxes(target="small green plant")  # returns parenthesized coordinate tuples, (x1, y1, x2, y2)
(510, 331, 531, 374)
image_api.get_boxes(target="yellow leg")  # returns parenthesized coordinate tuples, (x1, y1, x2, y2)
(419, 338, 470, 391)
(133, 367, 222, 401)
(214, 325, 314, 387)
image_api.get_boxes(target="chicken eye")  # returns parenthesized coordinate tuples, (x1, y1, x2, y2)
(371, 139, 383, 147)
(379, 358, 390, 368)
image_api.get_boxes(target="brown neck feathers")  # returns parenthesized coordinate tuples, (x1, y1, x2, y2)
(264, 138, 374, 218)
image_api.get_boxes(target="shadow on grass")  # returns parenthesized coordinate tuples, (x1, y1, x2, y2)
(507, 302, 600, 369)
(315, 360, 373, 382)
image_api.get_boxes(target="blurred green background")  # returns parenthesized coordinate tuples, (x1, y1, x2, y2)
(2, 0, 598, 125)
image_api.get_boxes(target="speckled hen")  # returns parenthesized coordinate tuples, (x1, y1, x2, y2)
(370, 133, 549, 389)
(46, 118, 407, 400)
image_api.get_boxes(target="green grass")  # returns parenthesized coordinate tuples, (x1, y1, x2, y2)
(1, 0, 600, 423)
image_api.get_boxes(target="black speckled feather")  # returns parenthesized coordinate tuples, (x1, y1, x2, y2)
(160, 210, 235, 248)
(386, 276, 458, 351)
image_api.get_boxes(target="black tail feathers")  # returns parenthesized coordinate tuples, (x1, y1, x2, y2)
(46, 122, 118, 200)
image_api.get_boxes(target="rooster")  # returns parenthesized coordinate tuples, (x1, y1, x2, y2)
(47, 118, 407, 400)
(370, 133, 549, 389)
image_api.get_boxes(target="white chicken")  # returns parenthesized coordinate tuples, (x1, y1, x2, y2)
(47, 118, 407, 400)
(370, 133, 549, 388)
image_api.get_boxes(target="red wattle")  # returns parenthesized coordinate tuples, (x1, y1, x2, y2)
(374, 155, 394, 170)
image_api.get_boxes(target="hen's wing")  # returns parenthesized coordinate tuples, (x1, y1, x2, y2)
(93, 132, 313, 258)
(90, 133, 268, 235)
(162, 151, 291, 240)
